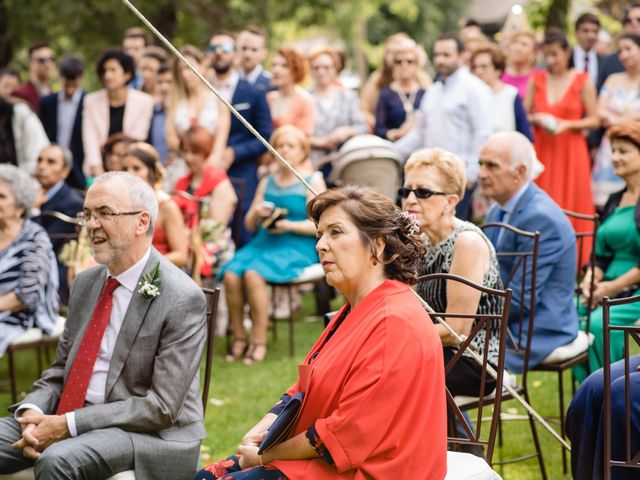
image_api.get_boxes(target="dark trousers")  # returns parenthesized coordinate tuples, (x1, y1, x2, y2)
(455, 183, 476, 222)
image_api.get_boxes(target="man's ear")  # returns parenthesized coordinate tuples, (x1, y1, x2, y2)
(137, 211, 152, 236)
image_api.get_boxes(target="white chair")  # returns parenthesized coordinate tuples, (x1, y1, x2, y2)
(445, 451, 503, 480)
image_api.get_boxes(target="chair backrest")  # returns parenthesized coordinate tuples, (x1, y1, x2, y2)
(38, 210, 81, 241)
(201, 287, 220, 414)
(415, 273, 512, 463)
(563, 209, 599, 333)
(229, 177, 246, 247)
(602, 294, 640, 480)
(481, 222, 539, 382)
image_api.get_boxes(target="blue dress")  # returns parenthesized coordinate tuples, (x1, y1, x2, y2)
(218, 174, 318, 282)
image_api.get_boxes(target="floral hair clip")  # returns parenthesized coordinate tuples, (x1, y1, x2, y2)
(399, 211, 420, 235)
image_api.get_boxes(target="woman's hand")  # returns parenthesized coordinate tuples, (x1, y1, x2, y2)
(238, 444, 262, 469)
(242, 430, 267, 447)
(590, 280, 620, 306)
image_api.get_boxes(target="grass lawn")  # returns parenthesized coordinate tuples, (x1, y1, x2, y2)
(1, 293, 578, 479)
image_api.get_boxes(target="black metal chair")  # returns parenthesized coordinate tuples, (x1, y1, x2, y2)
(480, 222, 547, 479)
(415, 273, 512, 464)
(528, 209, 598, 474)
(201, 287, 220, 414)
(602, 294, 640, 480)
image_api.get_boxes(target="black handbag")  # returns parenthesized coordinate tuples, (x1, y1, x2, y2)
(258, 391, 305, 454)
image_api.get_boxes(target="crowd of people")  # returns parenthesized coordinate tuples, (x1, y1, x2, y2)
(0, 5, 640, 480)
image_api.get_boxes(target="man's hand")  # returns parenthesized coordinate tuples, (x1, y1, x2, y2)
(16, 414, 70, 454)
(10, 409, 43, 459)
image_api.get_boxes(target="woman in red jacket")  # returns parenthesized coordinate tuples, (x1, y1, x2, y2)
(196, 186, 447, 480)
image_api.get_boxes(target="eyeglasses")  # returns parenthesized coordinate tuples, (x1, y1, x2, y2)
(394, 59, 416, 66)
(77, 209, 142, 226)
(207, 43, 234, 53)
(398, 187, 448, 199)
(34, 56, 55, 64)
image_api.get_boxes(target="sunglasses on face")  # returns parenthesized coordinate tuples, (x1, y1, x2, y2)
(207, 43, 234, 53)
(398, 187, 448, 200)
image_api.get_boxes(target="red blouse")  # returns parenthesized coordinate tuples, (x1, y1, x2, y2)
(271, 279, 447, 479)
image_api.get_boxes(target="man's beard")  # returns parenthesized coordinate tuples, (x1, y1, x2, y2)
(213, 62, 232, 75)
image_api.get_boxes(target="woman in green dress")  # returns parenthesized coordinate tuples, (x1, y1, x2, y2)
(578, 120, 640, 380)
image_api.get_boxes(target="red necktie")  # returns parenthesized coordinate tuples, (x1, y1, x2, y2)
(56, 277, 120, 415)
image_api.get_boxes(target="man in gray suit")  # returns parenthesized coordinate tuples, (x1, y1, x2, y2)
(0, 172, 207, 479)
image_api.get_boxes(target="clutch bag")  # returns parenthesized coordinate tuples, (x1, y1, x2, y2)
(258, 391, 304, 454)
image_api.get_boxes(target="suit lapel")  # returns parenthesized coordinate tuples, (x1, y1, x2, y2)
(64, 268, 108, 379)
(104, 250, 160, 398)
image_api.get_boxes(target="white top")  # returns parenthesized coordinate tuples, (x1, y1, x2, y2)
(394, 68, 493, 181)
(491, 84, 518, 133)
(18, 248, 152, 437)
(172, 92, 219, 136)
(11, 102, 50, 175)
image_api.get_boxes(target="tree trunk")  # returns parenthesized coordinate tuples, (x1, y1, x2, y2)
(152, 0, 178, 43)
(546, 0, 570, 30)
(0, 0, 12, 66)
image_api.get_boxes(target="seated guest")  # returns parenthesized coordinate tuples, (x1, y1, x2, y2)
(173, 126, 237, 282)
(32, 145, 84, 304)
(83, 49, 154, 178)
(470, 43, 533, 141)
(402, 148, 501, 396)
(0, 172, 207, 479)
(39, 54, 87, 190)
(267, 47, 315, 137)
(0, 164, 58, 355)
(374, 38, 426, 142)
(577, 121, 640, 380)
(122, 142, 188, 268)
(308, 46, 367, 175)
(478, 131, 580, 372)
(197, 185, 446, 480)
(566, 357, 640, 480)
(101, 132, 134, 173)
(219, 126, 325, 365)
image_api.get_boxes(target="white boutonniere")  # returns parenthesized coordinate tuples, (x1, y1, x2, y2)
(138, 262, 161, 298)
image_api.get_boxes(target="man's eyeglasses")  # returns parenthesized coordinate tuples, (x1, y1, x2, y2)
(34, 56, 55, 64)
(398, 187, 448, 200)
(77, 209, 142, 226)
(207, 43, 234, 54)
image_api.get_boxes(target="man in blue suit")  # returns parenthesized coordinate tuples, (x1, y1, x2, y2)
(478, 132, 580, 373)
(210, 31, 273, 246)
(33, 145, 84, 304)
(39, 55, 86, 190)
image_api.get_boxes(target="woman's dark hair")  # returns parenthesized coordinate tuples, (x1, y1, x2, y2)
(126, 142, 164, 187)
(307, 185, 426, 285)
(101, 132, 135, 171)
(543, 27, 570, 50)
(617, 33, 640, 50)
(96, 49, 135, 85)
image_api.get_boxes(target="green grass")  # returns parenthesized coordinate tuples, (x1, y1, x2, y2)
(1, 293, 579, 479)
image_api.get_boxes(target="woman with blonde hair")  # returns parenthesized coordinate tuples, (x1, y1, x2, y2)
(122, 141, 188, 267)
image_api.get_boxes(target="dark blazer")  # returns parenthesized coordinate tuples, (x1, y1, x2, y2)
(486, 183, 579, 372)
(252, 70, 272, 92)
(597, 52, 624, 92)
(39, 91, 86, 190)
(33, 182, 84, 253)
(227, 78, 273, 245)
(569, 47, 604, 88)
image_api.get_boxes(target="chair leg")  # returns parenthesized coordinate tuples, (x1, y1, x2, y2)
(498, 403, 503, 449)
(558, 370, 567, 475)
(271, 286, 278, 340)
(524, 388, 547, 480)
(7, 349, 17, 403)
(287, 286, 294, 357)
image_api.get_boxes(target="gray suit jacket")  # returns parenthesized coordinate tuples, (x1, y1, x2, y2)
(16, 248, 207, 479)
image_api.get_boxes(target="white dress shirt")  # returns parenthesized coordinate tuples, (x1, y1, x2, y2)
(573, 46, 598, 85)
(57, 88, 83, 150)
(394, 67, 493, 181)
(214, 71, 240, 103)
(18, 248, 151, 437)
(242, 64, 267, 85)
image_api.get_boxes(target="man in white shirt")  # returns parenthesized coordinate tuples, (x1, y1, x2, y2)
(395, 33, 493, 220)
(236, 26, 272, 92)
(0, 172, 207, 479)
(571, 13, 601, 87)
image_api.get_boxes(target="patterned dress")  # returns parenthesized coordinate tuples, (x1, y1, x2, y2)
(0, 219, 59, 355)
(416, 222, 502, 393)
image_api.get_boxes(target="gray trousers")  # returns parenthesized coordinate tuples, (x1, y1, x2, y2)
(0, 416, 134, 479)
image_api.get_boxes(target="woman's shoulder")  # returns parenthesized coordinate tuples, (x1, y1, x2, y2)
(453, 223, 492, 253)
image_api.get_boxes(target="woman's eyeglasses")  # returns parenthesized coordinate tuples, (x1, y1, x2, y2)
(397, 187, 448, 200)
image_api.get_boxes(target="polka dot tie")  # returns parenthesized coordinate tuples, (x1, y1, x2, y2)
(56, 277, 120, 415)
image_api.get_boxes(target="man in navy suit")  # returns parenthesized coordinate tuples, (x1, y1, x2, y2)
(33, 145, 84, 304)
(236, 27, 272, 92)
(478, 132, 580, 373)
(210, 31, 273, 246)
(39, 55, 86, 190)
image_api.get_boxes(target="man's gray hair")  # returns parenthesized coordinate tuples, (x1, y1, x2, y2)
(92, 171, 158, 235)
(488, 131, 544, 181)
(0, 164, 39, 218)
(43, 144, 73, 169)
